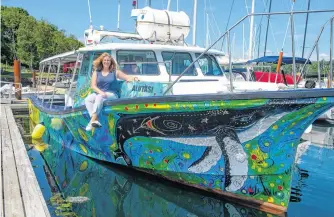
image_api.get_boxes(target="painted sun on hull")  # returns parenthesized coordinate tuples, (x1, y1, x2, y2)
(28, 94, 334, 215)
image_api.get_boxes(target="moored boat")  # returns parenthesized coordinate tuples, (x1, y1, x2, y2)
(27, 6, 334, 215)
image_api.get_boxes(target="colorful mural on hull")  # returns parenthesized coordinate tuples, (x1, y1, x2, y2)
(28, 94, 334, 213)
(39, 136, 280, 217)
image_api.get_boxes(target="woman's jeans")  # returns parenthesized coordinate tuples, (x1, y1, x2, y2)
(85, 92, 118, 117)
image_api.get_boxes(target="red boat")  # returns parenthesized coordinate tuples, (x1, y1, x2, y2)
(253, 71, 302, 84)
(247, 56, 310, 84)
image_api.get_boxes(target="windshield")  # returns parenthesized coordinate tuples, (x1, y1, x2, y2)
(195, 54, 223, 76)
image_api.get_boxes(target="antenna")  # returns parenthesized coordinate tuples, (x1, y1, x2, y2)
(87, 0, 93, 29)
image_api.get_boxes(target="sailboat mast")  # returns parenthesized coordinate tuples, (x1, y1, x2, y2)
(257, 25, 261, 58)
(248, 0, 255, 59)
(301, 0, 311, 58)
(167, 0, 172, 10)
(206, 13, 209, 48)
(193, 0, 198, 46)
(243, 23, 245, 59)
(263, 0, 272, 56)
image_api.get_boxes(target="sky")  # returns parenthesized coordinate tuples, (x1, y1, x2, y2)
(2, 0, 334, 60)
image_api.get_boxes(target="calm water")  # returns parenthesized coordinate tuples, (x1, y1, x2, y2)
(16, 116, 334, 217)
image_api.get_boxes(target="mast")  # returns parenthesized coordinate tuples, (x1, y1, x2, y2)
(243, 23, 245, 59)
(301, 0, 311, 58)
(263, 0, 272, 56)
(248, 0, 255, 60)
(257, 25, 261, 58)
(87, 0, 93, 28)
(206, 13, 209, 48)
(117, 0, 121, 30)
(167, 0, 172, 10)
(193, 0, 198, 46)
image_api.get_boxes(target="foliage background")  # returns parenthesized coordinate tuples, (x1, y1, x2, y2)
(1, 6, 83, 69)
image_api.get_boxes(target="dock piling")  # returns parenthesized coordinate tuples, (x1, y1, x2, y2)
(13, 59, 22, 100)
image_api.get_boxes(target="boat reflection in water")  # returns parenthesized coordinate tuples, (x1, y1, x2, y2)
(33, 135, 284, 217)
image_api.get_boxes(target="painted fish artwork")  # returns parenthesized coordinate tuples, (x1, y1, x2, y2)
(38, 135, 278, 217)
(28, 86, 334, 215)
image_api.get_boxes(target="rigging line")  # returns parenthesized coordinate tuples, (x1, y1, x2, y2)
(244, 0, 252, 26)
(261, 0, 279, 54)
(253, 0, 268, 54)
(281, 1, 295, 50)
(208, 0, 222, 36)
(205, 0, 219, 43)
(220, 0, 236, 51)
(161, 0, 165, 10)
(208, 16, 219, 49)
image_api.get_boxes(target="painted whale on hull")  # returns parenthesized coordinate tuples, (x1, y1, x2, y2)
(112, 98, 314, 191)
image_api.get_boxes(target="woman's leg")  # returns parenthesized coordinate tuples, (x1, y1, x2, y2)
(87, 92, 118, 130)
(85, 93, 97, 131)
(91, 94, 107, 122)
(85, 93, 97, 118)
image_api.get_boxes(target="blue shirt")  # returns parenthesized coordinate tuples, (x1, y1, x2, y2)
(96, 70, 119, 96)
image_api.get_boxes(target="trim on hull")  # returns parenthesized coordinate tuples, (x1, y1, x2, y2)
(136, 167, 287, 216)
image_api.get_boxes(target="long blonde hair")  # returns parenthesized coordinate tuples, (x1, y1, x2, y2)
(93, 52, 117, 72)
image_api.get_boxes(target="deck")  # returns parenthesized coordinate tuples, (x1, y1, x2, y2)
(0, 105, 50, 217)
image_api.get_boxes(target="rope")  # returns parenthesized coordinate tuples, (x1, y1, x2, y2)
(281, 1, 295, 50)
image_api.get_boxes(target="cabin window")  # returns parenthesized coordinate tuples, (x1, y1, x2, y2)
(195, 54, 223, 76)
(162, 52, 197, 76)
(79, 53, 91, 76)
(116, 50, 160, 75)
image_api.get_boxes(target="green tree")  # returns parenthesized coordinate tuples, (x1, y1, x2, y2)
(16, 16, 38, 67)
(1, 6, 83, 68)
(1, 6, 29, 63)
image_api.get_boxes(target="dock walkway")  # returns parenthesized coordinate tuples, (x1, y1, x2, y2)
(0, 105, 50, 217)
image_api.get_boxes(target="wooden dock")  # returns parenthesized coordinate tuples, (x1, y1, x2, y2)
(0, 105, 50, 217)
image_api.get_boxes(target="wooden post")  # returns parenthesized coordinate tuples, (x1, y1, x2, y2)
(32, 70, 36, 88)
(13, 59, 22, 100)
(276, 51, 284, 73)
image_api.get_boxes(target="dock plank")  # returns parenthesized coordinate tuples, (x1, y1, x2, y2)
(2, 125, 25, 217)
(5, 106, 50, 217)
(0, 116, 3, 217)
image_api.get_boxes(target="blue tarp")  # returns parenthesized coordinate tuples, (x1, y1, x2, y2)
(247, 56, 312, 65)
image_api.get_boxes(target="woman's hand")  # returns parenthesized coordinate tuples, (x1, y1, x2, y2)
(100, 92, 107, 98)
(127, 76, 139, 82)
(117, 69, 139, 82)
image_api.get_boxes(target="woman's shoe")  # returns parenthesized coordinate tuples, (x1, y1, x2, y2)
(91, 121, 102, 128)
(85, 123, 93, 131)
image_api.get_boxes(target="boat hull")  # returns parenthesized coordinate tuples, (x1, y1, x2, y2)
(28, 91, 334, 214)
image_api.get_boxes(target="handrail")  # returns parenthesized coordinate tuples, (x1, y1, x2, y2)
(64, 53, 81, 109)
(50, 59, 62, 108)
(297, 16, 334, 85)
(163, 9, 334, 95)
(0, 81, 23, 103)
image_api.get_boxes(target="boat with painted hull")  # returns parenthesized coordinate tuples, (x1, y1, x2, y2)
(27, 6, 334, 214)
(28, 87, 334, 215)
